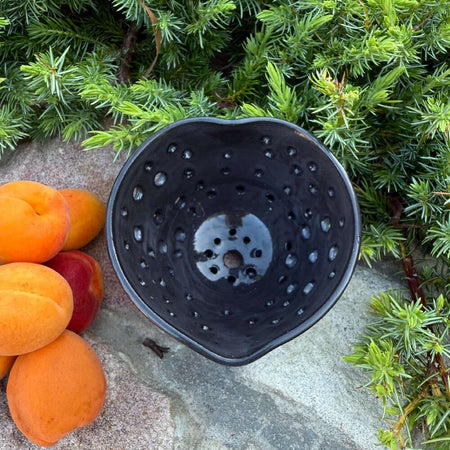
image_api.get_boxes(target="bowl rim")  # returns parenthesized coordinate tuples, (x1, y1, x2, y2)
(106, 116, 361, 366)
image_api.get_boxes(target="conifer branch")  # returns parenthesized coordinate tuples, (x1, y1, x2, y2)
(0, 4, 449, 446)
(116, 21, 138, 84)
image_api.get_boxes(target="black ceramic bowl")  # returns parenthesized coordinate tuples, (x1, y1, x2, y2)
(107, 117, 361, 365)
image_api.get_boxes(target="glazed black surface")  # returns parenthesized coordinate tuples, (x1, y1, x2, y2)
(107, 118, 361, 365)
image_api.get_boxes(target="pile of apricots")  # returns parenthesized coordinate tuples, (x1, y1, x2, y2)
(0, 180, 107, 447)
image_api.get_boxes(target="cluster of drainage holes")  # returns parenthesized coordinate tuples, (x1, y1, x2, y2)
(136, 142, 335, 194)
(204, 229, 263, 284)
(132, 157, 337, 215)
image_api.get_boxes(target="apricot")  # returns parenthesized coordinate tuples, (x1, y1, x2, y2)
(0, 180, 70, 263)
(7, 330, 106, 447)
(0, 355, 16, 380)
(59, 188, 106, 251)
(0, 262, 73, 356)
(45, 250, 104, 334)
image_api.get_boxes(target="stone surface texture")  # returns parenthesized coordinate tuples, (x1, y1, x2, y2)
(0, 140, 406, 449)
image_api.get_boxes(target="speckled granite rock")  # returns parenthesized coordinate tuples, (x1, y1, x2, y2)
(0, 139, 406, 449)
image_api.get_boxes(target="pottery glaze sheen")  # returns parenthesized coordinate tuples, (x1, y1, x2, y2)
(107, 117, 361, 365)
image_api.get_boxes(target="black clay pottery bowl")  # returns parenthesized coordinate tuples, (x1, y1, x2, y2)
(107, 117, 361, 365)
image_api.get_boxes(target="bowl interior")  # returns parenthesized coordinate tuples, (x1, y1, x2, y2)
(107, 118, 360, 365)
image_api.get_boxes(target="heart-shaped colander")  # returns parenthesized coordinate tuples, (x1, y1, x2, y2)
(107, 117, 360, 365)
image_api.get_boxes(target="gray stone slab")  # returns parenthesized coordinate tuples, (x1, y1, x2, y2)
(0, 139, 406, 449)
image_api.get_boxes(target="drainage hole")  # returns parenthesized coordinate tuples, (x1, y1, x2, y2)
(243, 236, 251, 244)
(301, 225, 311, 239)
(292, 165, 302, 176)
(153, 209, 164, 225)
(251, 249, 262, 258)
(287, 283, 297, 294)
(209, 266, 219, 275)
(266, 193, 274, 203)
(154, 172, 167, 187)
(182, 149, 192, 159)
(227, 275, 236, 284)
(174, 196, 186, 209)
(214, 237, 221, 245)
(309, 250, 318, 263)
(159, 241, 168, 254)
(133, 226, 143, 242)
(303, 281, 315, 295)
(229, 228, 237, 236)
(236, 185, 246, 195)
(175, 228, 186, 242)
(285, 253, 298, 268)
(204, 249, 213, 258)
(245, 267, 257, 278)
(132, 186, 144, 201)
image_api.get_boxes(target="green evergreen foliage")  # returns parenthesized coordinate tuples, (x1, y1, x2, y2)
(343, 267, 450, 449)
(0, 1, 449, 447)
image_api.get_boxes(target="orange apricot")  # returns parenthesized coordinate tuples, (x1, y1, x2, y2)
(0, 262, 73, 356)
(0, 355, 16, 380)
(0, 180, 70, 263)
(59, 188, 106, 251)
(7, 330, 106, 447)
